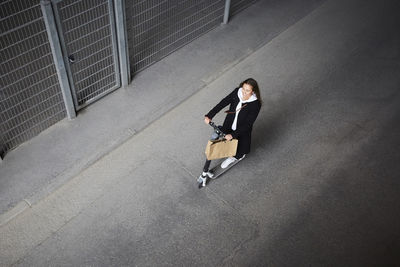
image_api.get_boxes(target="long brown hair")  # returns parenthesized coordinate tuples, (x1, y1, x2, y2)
(240, 78, 262, 105)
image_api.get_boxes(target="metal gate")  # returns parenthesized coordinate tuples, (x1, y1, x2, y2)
(52, 0, 120, 109)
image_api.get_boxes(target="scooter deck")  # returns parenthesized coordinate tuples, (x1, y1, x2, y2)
(209, 157, 244, 179)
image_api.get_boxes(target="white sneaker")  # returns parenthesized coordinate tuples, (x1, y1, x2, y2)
(202, 171, 214, 178)
(197, 175, 207, 187)
(221, 157, 237, 169)
(202, 177, 207, 187)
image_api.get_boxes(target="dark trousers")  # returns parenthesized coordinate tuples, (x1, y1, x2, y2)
(203, 159, 211, 172)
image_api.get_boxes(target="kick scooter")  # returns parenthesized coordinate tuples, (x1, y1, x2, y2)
(197, 121, 245, 188)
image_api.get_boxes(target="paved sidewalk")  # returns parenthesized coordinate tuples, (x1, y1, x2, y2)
(1, 0, 400, 265)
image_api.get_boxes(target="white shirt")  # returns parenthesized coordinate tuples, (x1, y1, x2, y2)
(232, 88, 258, 130)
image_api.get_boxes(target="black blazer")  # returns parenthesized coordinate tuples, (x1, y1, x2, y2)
(206, 88, 261, 155)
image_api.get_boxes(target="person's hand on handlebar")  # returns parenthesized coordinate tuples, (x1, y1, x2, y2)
(224, 134, 233, 141)
(204, 116, 211, 124)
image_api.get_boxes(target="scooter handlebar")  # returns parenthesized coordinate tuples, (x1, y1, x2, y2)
(208, 121, 226, 137)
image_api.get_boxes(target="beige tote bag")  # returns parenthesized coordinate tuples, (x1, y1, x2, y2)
(205, 139, 238, 160)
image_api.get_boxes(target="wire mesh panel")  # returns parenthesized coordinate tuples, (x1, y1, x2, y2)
(230, 0, 259, 16)
(0, 0, 66, 157)
(125, 0, 226, 74)
(54, 0, 120, 109)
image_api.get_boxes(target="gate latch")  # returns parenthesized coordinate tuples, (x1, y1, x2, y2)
(68, 55, 75, 64)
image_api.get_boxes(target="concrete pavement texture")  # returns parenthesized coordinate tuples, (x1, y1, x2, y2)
(2, 0, 400, 266)
(0, 0, 325, 220)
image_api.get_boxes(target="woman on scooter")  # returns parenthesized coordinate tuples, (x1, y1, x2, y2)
(200, 78, 262, 182)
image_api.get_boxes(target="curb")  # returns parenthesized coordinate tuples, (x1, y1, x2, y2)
(0, 199, 31, 228)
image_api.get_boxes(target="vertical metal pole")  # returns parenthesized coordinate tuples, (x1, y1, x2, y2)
(40, 0, 76, 119)
(1, 128, 5, 160)
(223, 0, 231, 24)
(114, 0, 131, 87)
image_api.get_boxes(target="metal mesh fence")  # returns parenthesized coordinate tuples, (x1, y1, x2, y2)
(125, 0, 258, 75)
(0, 0, 66, 157)
(125, 0, 226, 74)
(231, 0, 258, 16)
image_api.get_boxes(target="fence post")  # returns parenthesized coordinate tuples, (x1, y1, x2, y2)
(223, 0, 231, 24)
(114, 0, 131, 87)
(40, 0, 76, 119)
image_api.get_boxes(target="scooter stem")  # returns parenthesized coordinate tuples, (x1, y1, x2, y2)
(208, 121, 226, 137)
